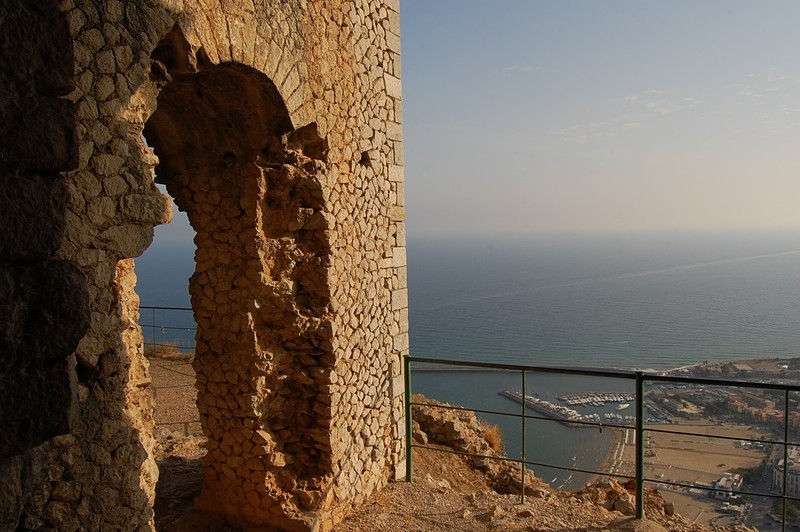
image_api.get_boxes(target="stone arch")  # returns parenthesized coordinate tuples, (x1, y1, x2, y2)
(141, 25, 337, 528)
(2, 1, 407, 529)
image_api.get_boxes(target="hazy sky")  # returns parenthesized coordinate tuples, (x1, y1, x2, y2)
(400, 1, 800, 236)
(152, 1, 800, 244)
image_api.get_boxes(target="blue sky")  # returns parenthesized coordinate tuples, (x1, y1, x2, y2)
(401, 1, 800, 236)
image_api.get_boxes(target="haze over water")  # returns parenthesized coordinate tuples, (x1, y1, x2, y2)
(137, 227, 800, 370)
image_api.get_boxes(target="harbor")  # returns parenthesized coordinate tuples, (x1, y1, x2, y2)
(559, 391, 634, 407)
(499, 390, 594, 427)
(499, 389, 672, 427)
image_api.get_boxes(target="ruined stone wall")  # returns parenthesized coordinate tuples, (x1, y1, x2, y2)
(0, 0, 407, 530)
(0, 1, 90, 527)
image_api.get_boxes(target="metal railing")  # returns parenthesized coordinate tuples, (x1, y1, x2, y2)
(140, 305, 196, 356)
(405, 355, 800, 530)
(139, 306, 200, 436)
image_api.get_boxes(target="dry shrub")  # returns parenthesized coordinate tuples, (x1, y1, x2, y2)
(482, 423, 504, 453)
(145, 341, 193, 360)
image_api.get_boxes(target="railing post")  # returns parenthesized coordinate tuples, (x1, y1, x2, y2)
(520, 369, 526, 504)
(782, 389, 789, 532)
(405, 355, 413, 482)
(151, 307, 157, 354)
(635, 371, 644, 520)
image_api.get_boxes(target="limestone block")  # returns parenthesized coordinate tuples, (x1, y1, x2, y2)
(0, 261, 90, 367)
(94, 75, 115, 101)
(79, 29, 106, 53)
(0, 96, 77, 174)
(389, 204, 404, 221)
(392, 139, 404, 165)
(119, 193, 173, 225)
(0, 0, 74, 96)
(391, 246, 406, 268)
(66, 8, 87, 35)
(99, 224, 154, 258)
(387, 164, 402, 182)
(384, 73, 401, 98)
(103, 1, 125, 24)
(93, 153, 124, 176)
(0, 357, 77, 458)
(88, 122, 112, 146)
(390, 288, 407, 311)
(0, 175, 67, 261)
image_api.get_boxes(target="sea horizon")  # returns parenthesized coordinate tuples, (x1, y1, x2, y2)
(137, 226, 800, 371)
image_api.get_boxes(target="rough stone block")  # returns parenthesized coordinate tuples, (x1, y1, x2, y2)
(392, 246, 406, 268)
(0, 261, 90, 368)
(0, 0, 74, 96)
(391, 288, 408, 310)
(388, 164, 403, 182)
(0, 174, 67, 261)
(386, 120, 403, 141)
(0, 96, 77, 173)
(99, 224, 155, 258)
(119, 193, 173, 225)
(0, 357, 77, 458)
(386, 30, 401, 55)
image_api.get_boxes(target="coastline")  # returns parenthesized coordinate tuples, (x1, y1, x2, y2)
(585, 417, 768, 527)
(410, 355, 800, 381)
(598, 426, 630, 481)
(417, 354, 796, 496)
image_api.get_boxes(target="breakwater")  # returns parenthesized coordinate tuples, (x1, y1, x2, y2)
(499, 390, 597, 427)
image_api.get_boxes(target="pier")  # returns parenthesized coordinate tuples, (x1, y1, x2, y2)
(500, 390, 671, 426)
(499, 390, 596, 427)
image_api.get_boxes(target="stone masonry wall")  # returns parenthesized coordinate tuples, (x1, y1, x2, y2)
(0, 0, 90, 527)
(0, 1, 407, 531)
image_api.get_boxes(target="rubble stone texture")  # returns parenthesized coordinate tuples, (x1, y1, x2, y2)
(0, 0, 407, 530)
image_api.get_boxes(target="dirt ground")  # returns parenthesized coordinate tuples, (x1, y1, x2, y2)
(147, 356, 754, 531)
(149, 354, 202, 439)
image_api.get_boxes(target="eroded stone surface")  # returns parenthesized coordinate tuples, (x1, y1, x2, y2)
(1, 1, 407, 530)
(0, 0, 87, 467)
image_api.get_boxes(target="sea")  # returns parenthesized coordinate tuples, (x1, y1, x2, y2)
(135, 227, 800, 489)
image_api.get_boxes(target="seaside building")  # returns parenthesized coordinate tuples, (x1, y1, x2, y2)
(739, 391, 776, 410)
(712, 472, 743, 500)
(791, 412, 800, 432)
(774, 447, 800, 498)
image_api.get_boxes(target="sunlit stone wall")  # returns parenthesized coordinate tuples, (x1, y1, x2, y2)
(0, 0, 406, 530)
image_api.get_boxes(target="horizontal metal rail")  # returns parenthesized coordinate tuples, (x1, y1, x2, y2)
(405, 355, 800, 529)
(140, 305, 193, 312)
(142, 306, 200, 439)
(139, 305, 196, 356)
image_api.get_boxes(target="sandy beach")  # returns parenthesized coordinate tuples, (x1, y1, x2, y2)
(596, 418, 768, 526)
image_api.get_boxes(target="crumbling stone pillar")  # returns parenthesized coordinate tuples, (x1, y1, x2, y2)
(144, 50, 341, 526)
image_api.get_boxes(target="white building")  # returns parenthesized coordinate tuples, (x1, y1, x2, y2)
(774, 447, 800, 497)
(713, 472, 743, 500)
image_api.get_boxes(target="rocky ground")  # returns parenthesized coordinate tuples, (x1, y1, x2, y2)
(150, 356, 757, 531)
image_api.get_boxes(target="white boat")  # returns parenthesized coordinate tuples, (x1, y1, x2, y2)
(616, 403, 631, 411)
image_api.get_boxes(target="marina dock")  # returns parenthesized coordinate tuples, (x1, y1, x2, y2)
(499, 390, 594, 427)
(500, 389, 670, 426)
